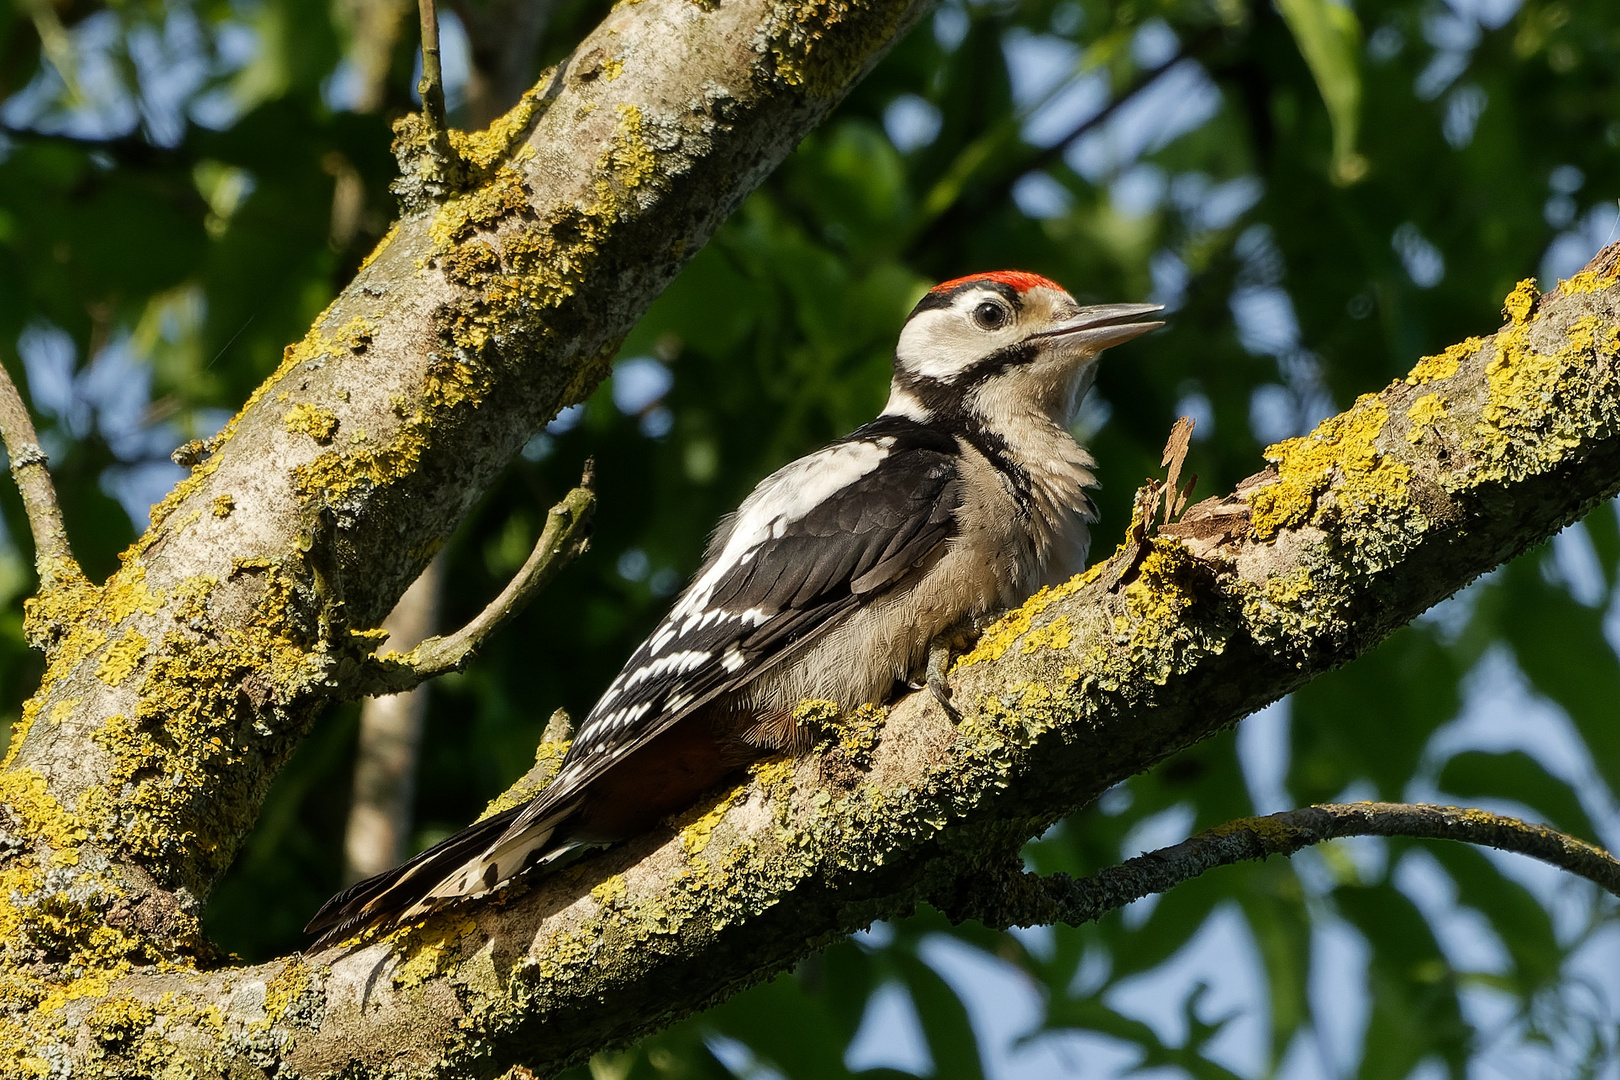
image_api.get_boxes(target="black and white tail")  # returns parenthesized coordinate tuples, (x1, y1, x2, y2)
(302, 796, 579, 951)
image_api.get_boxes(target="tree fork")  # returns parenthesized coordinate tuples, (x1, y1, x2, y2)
(0, 1, 1618, 1066)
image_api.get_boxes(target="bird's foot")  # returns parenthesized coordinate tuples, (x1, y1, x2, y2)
(926, 637, 962, 723)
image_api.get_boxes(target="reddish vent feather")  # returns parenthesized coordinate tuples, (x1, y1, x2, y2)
(929, 270, 1064, 296)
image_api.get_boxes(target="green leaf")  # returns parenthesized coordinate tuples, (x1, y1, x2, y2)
(1040, 992, 1247, 1080)
(1493, 557, 1620, 800)
(1334, 884, 1469, 1080)
(1425, 843, 1565, 995)
(703, 971, 860, 1080)
(1274, 0, 1367, 184)
(1236, 867, 1312, 1067)
(889, 950, 985, 1080)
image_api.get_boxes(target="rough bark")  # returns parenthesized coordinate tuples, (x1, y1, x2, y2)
(0, 0, 936, 1070)
(2, 0, 1620, 1068)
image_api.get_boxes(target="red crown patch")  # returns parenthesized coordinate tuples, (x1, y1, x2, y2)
(928, 270, 1065, 296)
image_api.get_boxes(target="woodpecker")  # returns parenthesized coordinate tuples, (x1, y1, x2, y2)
(305, 272, 1161, 948)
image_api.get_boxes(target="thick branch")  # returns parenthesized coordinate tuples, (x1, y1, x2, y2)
(0, 361, 83, 594)
(943, 802, 1620, 930)
(12, 250, 1614, 1078)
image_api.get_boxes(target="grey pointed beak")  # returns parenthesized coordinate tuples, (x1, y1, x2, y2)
(1032, 302, 1165, 352)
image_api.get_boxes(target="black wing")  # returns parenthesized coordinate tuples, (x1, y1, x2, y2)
(515, 419, 962, 825)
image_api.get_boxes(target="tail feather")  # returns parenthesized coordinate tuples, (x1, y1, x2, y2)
(303, 796, 577, 951)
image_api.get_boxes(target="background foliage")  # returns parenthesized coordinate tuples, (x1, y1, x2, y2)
(3, 0, 1620, 1075)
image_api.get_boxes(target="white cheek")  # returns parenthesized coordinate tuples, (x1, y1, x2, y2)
(880, 384, 931, 419)
(897, 309, 1012, 381)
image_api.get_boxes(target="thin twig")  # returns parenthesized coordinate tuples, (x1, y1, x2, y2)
(418, 0, 448, 137)
(0, 363, 84, 593)
(347, 462, 595, 697)
(945, 802, 1620, 930)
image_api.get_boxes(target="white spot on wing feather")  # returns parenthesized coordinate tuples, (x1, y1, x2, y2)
(669, 438, 891, 622)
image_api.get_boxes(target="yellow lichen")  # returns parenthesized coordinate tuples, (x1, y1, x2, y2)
(750, 757, 797, 800)
(1503, 277, 1539, 324)
(1020, 614, 1072, 654)
(607, 105, 656, 188)
(293, 420, 430, 506)
(1405, 336, 1482, 385)
(1120, 540, 1203, 626)
(84, 995, 156, 1046)
(679, 784, 747, 856)
(1406, 393, 1448, 441)
(256, 959, 314, 1030)
(1464, 279, 1620, 489)
(450, 83, 548, 170)
(1556, 261, 1620, 297)
(592, 874, 627, 907)
(0, 768, 88, 855)
(392, 912, 480, 989)
(96, 630, 150, 686)
(102, 565, 164, 626)
(283, 403, 340, 444)
(1247, 394, 1411, 541)
(45, 698, 78, 728)
(1206, 814, 1304, 845)
(956, 566, 1101, 668)
(834, 703, 885, 763)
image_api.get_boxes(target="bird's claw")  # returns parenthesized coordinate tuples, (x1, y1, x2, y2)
(926, 638, 962, 723)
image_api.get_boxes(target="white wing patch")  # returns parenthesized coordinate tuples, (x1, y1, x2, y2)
(567, 433, 900, 764)
(669, 438, 893, 625)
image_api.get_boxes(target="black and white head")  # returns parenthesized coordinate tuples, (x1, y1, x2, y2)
(885, 271, 1162, 424)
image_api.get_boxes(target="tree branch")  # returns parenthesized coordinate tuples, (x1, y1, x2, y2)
(7, 249, 1614, 1078)
(6, 0, 1620, 1063)
(345, 464, 594, 697)
(416, 0, 452, 163)
(938, 802, 1620, 930)
(0, 360, 84, 595)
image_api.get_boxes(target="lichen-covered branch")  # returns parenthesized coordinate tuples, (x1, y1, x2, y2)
(6, 239, 1617, 1077)
(0, 361, 84, 597)
(938, 802, 1620, 931)
(413, 0, 455, 184)
(0, 0, 938, 1068)
(347, 466, 594, 697)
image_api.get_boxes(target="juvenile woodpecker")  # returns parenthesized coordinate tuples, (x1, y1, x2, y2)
(305, 271, 1161, 947)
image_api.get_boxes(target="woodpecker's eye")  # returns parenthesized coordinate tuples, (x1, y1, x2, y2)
(972, 301, 1010, 331)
